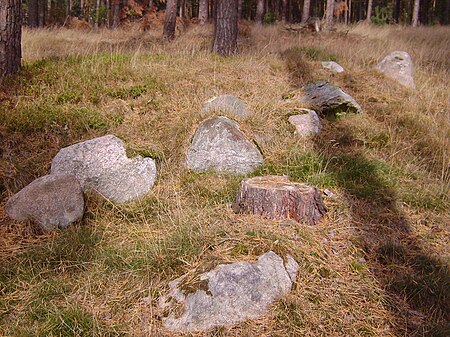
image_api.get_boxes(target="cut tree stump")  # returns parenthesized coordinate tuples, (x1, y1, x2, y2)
(233, 176, 326, 225)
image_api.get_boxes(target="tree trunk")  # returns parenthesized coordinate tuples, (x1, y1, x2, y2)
(163, 0, 177, 40)
(66, 0, 72, 17)
(111, 0, 120, 28)
(180, 0, 186, 18)
(324, 0, 335, 30)
(255, 0, 264, 24)
(345, 0, 352, 24)
(95, 0, 100, 28)
(282, 0, 288, 22)
(0, 0, 22, 82)
(412, 0, 420, 26)
(233, 176, 326, 225)
(213, 0, 238, 56)
(38, 0, 46, 27)
(366, 0, 373, 23)
(28, 0, 38, 27)
(199, 0, 208, 24)
(301, 0, 311, 22)
(238, 0, 243, 19)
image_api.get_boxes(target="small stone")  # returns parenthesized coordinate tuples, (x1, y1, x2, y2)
(321, 61, 344, 73)
(161, 251, 297, 332)
(285, 255, 299, 282)
(301, 81, 362, 115)
(186, 116, 263, 175)
(288, 109, 322, 136)
(5, 175, 84, 231)
(201, 95, 250, 119)
(51, 135, 157, 203)
(323, 188, 335, 197)
(375, 51, 415, 89)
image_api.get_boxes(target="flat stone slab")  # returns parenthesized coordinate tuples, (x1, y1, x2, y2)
(301, 81, 362, 115)
(375, 51, 415, 89)
(51, 135, 157, 203)
(288, 108, 321, 136)
(5, 175, 84, 231)
(160, 251, 298, 332)
(201, 95, 250, 119)
(186, 116, 263, 174)
(321, 61, 344, 73)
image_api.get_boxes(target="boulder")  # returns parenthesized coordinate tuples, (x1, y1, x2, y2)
(375, 51, 415, 89)
(201, 95, 250, 119)
(301, 81, 362, 115)
(321, 61, 344, 73)
(288, 108, 322, 136)
(186, 116, 263, 174)
(5, 175, 84, 231)
(160, 251, 298, 332)
(51, 135, 157, 203)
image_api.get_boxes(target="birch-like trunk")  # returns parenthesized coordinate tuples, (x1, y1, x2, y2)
(255, 0, 264, 24)
(199, 0, 208, 24)
(366, 0, 373, 23)
(412, 0, 420, 26)
(324, 0, 335, 30)
(301, 0, 311, 23)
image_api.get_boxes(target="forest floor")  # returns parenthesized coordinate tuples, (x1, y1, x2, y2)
(0, 23, 449, 336)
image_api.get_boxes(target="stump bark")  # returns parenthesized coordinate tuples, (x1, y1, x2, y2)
(233, 176, 326, 225)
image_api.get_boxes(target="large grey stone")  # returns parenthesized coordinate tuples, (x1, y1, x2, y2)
(301, 81, 362, 115)
(5, 175, 84, 231)
(288, 108, 322, 136)
(51, 135, 156, 203)
(201, 95, 250, 119)
(375, 51, 415, 89)
(321, 61, 344, 73)
(186, 116, 263, 174)
(160, 251, 298, 332)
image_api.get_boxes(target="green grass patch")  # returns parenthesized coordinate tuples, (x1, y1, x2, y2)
(299, 46, 338, 62)
(11, 304, 123, 337)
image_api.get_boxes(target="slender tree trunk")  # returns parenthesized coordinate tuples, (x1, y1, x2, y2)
(393, 0, 400, 23)
(111, 0, 120, 27)
(366, 0, 373, 22)
(47, 0, 51, 23)
(412, 0, 420, 26)
(180, 0, 186, 18)
(282, 0, 288, 22)
(39, 0, 46, 27)
(301, 0, 311, 22)
(213, 0, 238, 56)
(256, 0, 264, 24)
(66, 0, 72, 17)
(28, 0, 39, 27)
(149, 0, 154, 10)
(163, 0, 177, 40)
(199, 0, 208, 24)
(325, 0, 335, 30)
(238, 0, 243, 19)
(0, 0, 22, 82)
(95, 0, 100, 28)
(344, 0, 348, 24)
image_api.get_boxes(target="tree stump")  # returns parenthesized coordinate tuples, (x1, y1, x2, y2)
(233, 176, 326, 225)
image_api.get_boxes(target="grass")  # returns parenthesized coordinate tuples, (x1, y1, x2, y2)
(0, 23, 449, 336)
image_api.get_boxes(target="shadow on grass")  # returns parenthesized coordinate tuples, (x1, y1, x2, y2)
(312, 120, 449, 336)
